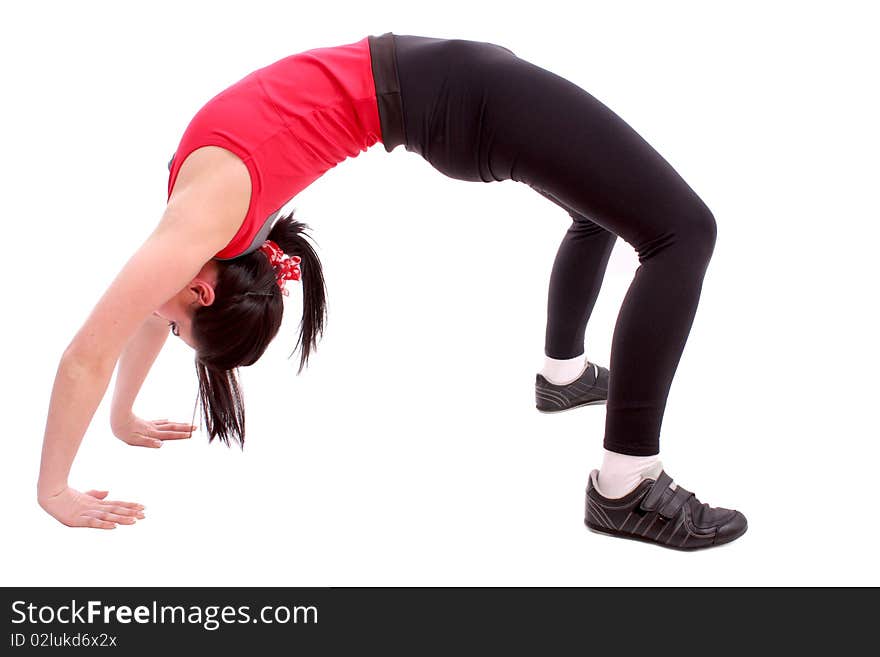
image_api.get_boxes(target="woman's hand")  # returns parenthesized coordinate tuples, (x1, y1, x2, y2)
(38, 487, 145, 529)
(111, 413, 197, 448)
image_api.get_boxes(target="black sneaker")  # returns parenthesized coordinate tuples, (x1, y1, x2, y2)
(535, 362, 609, 413)
(584, 469, 747, 551)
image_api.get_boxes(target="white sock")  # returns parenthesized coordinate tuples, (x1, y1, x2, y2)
(596, 449, 669, 499)
(541, 353, 588, 385)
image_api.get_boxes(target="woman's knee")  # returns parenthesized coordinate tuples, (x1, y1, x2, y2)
(636, 199, 717, 266)
(685, 199, 717, 261)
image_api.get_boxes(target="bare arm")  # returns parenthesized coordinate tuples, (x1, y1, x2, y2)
(110, 313, 170, 427)
(36, 222, 221, 525)
(108, 312, 197, 448)
(37, 146, 251, 528)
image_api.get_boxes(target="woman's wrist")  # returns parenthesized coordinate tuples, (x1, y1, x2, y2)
(37, 478, 68, 502)
(110, 408, 135, 433)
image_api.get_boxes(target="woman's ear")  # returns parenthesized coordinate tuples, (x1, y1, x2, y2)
(191, 260, 220, 307)
(190, 278, 216, 307)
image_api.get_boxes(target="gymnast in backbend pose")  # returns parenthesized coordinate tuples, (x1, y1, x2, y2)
(37, 33, 746, 550)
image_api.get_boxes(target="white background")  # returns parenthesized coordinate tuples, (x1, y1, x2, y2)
(1, 0, 877, 586)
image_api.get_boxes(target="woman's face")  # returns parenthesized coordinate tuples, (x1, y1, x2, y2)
(153, 261, 219, 348)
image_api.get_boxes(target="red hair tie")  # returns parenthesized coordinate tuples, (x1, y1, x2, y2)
(259, 240, 301, 297)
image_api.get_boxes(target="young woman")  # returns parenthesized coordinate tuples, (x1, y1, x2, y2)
(37, 32, 746, 550)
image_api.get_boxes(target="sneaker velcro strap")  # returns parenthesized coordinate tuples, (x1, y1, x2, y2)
(639, 471, 673, 512)
(659, 486, 694, 520)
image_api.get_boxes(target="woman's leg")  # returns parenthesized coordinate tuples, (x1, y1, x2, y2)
(392, 34, 745, 549)
(483, 48, 718, 459)
(534, 187, 615, 393)
(394, 35, 716, 458)
(534, 188, 617, 363)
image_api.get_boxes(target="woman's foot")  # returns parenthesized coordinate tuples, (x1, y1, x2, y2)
(584, 468, 747, 550)
(535, 362, 609, 412)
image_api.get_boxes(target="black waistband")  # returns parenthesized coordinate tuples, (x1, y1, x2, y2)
(367, 32, 406, 152)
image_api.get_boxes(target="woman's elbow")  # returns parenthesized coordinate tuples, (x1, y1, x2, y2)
(61, 341, 117, 374)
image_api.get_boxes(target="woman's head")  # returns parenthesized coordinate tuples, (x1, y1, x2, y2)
(153, 263, 219, 349)
(181, 210, 327, 447)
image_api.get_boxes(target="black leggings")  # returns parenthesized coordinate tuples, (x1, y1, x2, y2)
(386, 34, 717, 456)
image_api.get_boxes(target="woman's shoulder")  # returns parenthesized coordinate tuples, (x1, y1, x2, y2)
(164, 146, 252, 248)
(168, 146, 251, 208)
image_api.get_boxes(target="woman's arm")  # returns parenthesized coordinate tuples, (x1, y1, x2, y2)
(37, 145, 252, 528)
(109, 312, 197, 448)
(110, 313, 170, 429)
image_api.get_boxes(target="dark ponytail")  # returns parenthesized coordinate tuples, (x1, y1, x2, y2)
(190, 209, 327, 447)
(265, 210, 327, 372)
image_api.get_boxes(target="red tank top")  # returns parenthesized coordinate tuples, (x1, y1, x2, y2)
(166, 36, 383, 259)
